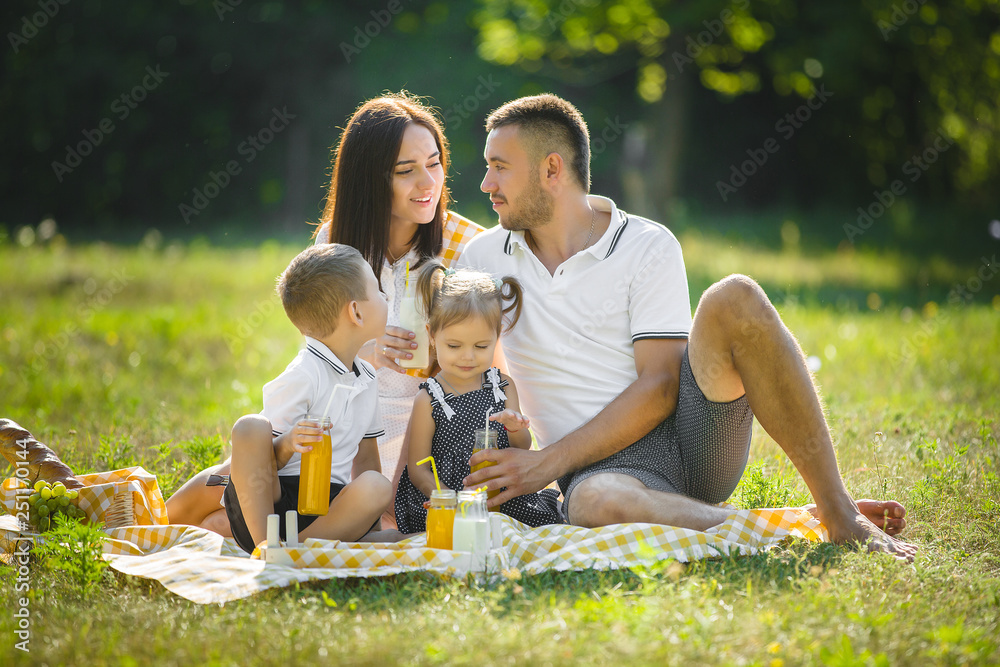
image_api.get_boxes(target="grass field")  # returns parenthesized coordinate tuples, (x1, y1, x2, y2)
(1, 230, 998, 665)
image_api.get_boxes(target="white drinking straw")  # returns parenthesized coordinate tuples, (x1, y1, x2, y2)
(320, 383, 349, 423)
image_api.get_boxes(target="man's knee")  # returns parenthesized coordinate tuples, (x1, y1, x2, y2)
(567, 474, 643, 527)
(698, 274, 779, 338)
(701, 274, 770, 316)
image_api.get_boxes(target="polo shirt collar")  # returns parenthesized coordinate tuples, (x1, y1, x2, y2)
(502, 229, 527, 256)
(304, 336, 374, 380)
(501, 195, 629, 261)
(584, 195, 629, 260)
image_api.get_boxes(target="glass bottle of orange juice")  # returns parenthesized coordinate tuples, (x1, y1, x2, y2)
(298, 415, 332, 515)
(471, 426, 500, 502)
(425, 489, 457, 549)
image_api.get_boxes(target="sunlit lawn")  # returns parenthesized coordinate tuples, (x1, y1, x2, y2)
(1, 231, 998, 665)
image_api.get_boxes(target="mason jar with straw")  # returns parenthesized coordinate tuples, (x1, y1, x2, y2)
(472, 408, 500, 501)
(418, 455, 456, 549)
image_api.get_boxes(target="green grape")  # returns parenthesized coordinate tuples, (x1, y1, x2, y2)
(58, 496, 70, 507)
(33, 480, 45, 493)
(38, 516, 50, 532)
(65, 489, 79, 501)
(40, 488, 52, 500)
(52, 482, 66, 497)
(36, 504, 49, 516)
(28, 493, 40, 505)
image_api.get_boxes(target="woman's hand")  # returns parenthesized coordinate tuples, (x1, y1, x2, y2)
(362, 326, 418, 373)
(489, 409, 530, 433)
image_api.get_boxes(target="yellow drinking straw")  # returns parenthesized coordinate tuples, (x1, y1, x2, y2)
(417, 456, 441, 492)
(405, 260, 410, 290)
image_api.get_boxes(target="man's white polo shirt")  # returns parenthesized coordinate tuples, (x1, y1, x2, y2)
(261, 336, 384, 485)
(457, 195, 691, 448)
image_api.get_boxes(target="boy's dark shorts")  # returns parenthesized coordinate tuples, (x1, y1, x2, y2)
(224, 475, 345, 554)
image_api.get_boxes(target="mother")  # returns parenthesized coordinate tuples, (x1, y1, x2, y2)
(165, 92, 482, 534)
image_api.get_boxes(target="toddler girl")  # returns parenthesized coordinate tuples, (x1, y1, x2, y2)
(394, 263, 563, 533)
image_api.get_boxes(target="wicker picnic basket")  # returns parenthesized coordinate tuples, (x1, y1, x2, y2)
(0, 419, 165, 533)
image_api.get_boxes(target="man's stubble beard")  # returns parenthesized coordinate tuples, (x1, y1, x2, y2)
(499, 176, 554, 232)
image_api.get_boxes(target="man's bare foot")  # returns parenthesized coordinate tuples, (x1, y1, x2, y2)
(810, 500, 917, 562)
(807, 499, 907, 536)
(855, 499, 906, 535)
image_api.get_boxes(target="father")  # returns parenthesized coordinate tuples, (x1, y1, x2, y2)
(460, 94, 916, 561)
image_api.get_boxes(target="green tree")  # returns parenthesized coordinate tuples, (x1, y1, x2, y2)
(473, 0, 1000, 221)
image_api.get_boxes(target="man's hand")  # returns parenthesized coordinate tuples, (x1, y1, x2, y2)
(464, 447, 555, 508)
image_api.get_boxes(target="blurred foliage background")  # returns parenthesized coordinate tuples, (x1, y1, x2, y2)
(2, 0, 998, 256)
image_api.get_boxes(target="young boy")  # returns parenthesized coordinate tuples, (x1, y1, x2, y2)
(224, 243, 392, 554)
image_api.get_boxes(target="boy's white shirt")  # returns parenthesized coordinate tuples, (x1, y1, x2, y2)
(261, 336, 384, 485)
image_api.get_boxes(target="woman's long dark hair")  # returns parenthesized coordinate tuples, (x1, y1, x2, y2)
(316, 92, 449, 284)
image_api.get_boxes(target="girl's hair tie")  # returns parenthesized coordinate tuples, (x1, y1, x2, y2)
(493, 278, 503, 290)
(443, 267, 457, 277)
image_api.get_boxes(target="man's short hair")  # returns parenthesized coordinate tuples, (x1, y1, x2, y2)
(485, 94, 590, 191)
(277, 244, 368, 338)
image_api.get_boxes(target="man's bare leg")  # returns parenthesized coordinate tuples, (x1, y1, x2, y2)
(568, 473, 731, 529)
(688, 274, 916, 560)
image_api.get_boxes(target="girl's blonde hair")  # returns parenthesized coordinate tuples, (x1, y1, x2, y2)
(415, 261, 523, 336)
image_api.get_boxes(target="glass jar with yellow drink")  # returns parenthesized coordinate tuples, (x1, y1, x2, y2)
(297, 415, 332, 516)
(471, 426, 500, 502)
(426, 489, 457, 549)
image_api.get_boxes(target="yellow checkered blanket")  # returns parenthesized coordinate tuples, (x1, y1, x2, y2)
(1, 468, 829, 604)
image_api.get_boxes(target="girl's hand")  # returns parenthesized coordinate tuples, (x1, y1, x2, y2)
(288, 419, 327, 453)
(489, 409, 530, 433)
(363, 326, 418, 373)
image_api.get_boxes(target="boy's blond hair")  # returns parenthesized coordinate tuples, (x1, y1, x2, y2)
(277, 244, 368, 338)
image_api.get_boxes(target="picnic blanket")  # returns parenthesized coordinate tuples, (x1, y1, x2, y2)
(1, 468, 830, 605)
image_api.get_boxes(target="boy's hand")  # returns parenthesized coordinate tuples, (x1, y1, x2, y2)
(489, 409, 530, 433)
(288, 419, 328, 453)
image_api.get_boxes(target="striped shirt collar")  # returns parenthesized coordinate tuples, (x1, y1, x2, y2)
(303, 336, 374, 380)
(502, 195, 629, 261)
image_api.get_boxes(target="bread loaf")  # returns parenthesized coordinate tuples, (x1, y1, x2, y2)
(0, 419, 84, 489)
